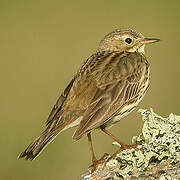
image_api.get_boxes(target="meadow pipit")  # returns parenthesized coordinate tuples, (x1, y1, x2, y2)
(19, 29, 160, 166)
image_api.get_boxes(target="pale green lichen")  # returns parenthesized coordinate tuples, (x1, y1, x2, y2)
(81, 109, 180, 179)
(111, 108, 180, 178)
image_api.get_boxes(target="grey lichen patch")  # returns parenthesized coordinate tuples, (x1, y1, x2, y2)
(81, 109, 180, 180)
(138, 108, 180, 164)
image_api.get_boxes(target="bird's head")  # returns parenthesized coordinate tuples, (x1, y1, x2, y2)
(98, 29, 160, 53)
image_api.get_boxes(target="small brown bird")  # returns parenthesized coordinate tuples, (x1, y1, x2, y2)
(19, 29, 159, 165)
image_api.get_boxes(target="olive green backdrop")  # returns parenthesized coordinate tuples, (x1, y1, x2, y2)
(1, 0, 180, 179)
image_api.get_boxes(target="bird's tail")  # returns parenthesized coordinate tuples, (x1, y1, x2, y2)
(18, 129, 61, 160)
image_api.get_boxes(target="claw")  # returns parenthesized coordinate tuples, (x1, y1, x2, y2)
(112, 141, 142, 158)
(88, 153, 110, 173)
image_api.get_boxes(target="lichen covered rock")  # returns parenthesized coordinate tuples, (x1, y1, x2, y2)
(81, 109, 180, 180)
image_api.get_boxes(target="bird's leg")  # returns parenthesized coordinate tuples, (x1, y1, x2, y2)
(87, 132, 109, 171)
(100, 127, 141, 157)
(100, 127, 127, 148)
(87, 132, 98, 165)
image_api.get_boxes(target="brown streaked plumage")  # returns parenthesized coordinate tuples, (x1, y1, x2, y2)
(19, 29, 160, 164)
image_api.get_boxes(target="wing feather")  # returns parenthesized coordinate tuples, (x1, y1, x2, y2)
(46, 78, 75, 126)
(73, 52, 148, 140)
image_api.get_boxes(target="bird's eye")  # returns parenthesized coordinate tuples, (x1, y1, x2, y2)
(125, 38, 132, 44)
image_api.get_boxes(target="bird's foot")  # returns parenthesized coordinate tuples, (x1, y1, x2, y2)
(112, 141, 142, 158)
(88, 153, 110, 173)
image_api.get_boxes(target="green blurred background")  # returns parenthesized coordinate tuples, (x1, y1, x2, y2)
(1, 0, 180, 179)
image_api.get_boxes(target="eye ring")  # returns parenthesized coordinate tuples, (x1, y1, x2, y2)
(125, 38, 132, 44)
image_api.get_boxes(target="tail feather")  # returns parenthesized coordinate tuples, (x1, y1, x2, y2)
(18, 130, 60, 160)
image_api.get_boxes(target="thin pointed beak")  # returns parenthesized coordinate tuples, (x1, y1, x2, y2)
(141, 38, 160, 45)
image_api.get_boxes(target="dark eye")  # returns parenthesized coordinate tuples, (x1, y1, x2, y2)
(125, 38, 132, 44)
